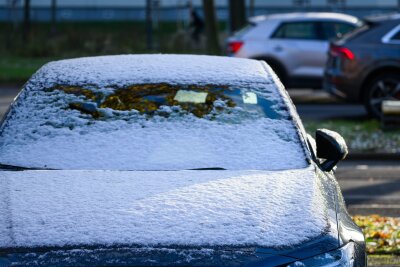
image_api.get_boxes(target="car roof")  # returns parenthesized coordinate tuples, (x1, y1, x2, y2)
(30, 55, 272, 89)
(249, 12, 360, 25)
(364, 12, 400, 23)
(337, 17, 400, 44)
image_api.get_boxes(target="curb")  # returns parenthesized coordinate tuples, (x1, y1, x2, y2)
(346, 153, 400, 161)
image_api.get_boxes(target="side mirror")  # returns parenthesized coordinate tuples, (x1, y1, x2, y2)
(316, 129, 348, 172)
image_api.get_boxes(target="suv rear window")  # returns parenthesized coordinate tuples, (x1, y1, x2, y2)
(320, 22, 356, 40)
(392, 29, 400, 40)
(340, 23, 372, 42)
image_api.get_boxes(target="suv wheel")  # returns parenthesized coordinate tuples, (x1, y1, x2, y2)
(363, 73, 400, 118)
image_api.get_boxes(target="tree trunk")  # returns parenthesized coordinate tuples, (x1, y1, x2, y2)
(23, 0, 30, 41)
(249, 0, 255, 17)
(202, 0, 220, 55)
(51, 0, 57, 36)
(229, 0, 246, 33)
(146, 0, 153, 51)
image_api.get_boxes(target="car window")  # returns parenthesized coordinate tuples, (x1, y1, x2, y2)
(52, 84, 283, 120)
(0, 83, 308, 171)
(392, 29, 400, 40)
(340, 23, 371, 42)
(272, 21, 318, 40)
(320, 22, 356, 40)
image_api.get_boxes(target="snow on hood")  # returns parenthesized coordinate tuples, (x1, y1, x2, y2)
(0, 166, 328, 248)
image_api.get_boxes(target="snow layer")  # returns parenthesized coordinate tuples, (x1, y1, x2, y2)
(0, 116, 306, 170)
(0, 166, 328, 248)
(28, 54, 270, 87)
(0, 55, 308, 170)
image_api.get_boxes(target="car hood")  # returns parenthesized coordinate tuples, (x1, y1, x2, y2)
(0, 166, 338, 259)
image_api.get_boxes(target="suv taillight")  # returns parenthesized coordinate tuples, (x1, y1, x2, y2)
(330, 44, 355, 60)
(228, 41, 244, 54)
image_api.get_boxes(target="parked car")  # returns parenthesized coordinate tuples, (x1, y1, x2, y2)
(227, 12, 363, 88)
(324, 15, 400, 118)
(0, 55, 365, 266)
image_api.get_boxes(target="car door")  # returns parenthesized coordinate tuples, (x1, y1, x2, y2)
(269, 20, 327, 78)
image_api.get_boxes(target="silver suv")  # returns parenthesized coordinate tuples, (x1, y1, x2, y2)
(227, 12, 363, 88)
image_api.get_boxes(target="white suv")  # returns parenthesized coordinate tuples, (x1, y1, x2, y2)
(227, 12, 363, 88)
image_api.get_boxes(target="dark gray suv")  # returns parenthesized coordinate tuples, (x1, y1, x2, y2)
(324, 15, 400, 117)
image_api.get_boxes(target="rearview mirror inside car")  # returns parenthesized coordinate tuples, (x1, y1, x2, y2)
(315, 129, 348, 172)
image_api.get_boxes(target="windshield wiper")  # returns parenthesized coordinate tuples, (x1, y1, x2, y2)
(0, 163, 50, 171)
(188, 167, 226, 170)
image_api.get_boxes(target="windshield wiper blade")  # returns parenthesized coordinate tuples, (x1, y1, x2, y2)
(0, 163, 50, 171)
(189, 167, 226, 170)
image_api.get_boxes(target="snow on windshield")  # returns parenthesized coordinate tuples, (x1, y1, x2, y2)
(0, 83, 307, 171)
(0, 83, 307, 170)
(0, 56, 308, 171)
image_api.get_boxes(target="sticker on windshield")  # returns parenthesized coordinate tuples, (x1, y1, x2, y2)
(174, 90, 208, 103)
(242, 92, 257, 104)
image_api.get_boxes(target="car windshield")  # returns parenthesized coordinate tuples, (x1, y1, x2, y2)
(0, 83, 307, 171)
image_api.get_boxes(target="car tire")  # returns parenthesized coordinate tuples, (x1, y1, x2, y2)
(363, 72, 400, 118)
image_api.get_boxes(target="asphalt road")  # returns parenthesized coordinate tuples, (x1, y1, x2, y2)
(337, 160, 400, 217)
(296, 104, 368, 121)
(0, 87, 17, 119)
(0, 87, 398, 217)
(288, 89, 368, 120)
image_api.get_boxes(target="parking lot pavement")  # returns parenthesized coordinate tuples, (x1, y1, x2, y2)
(0, 87, 20, 118)
(337, 160, 400, 217)
(295, 103, 368, 121)
(287, 89, 336, 104)
(288, 89, 368, 120)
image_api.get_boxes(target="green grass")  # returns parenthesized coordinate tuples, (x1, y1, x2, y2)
(0, 57, 56, 83)
(1, 21, 186, 56)
(303, 119, 400, 154)
(0, 21, 228, 83)
(368, 254, 400, 266)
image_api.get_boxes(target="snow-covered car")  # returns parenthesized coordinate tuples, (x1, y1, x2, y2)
(0, 55, 365, 266)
